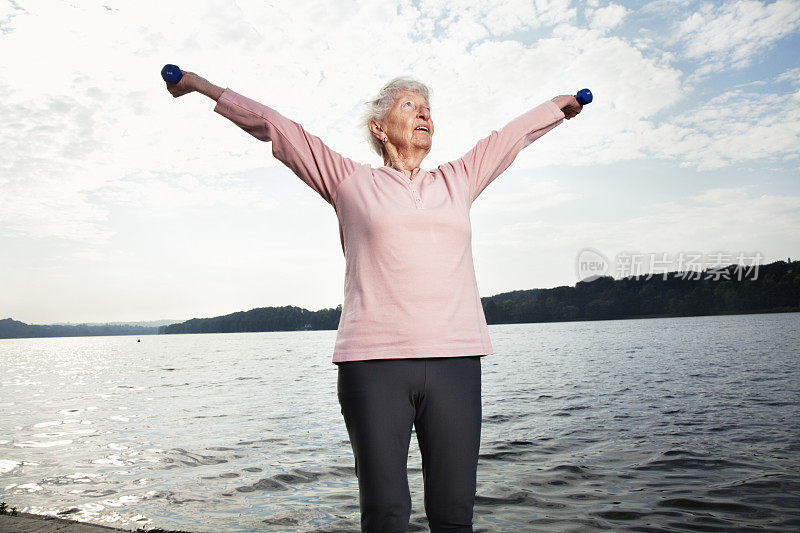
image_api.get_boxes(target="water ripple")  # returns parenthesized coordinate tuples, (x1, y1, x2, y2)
(2, 315, 799, 531)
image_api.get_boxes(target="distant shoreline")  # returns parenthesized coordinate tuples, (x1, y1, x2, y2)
(0, 318, 161, 340)
(158, 260, 800, 336)
(1, 309, 797, 341)
(3, 260, 798, 340)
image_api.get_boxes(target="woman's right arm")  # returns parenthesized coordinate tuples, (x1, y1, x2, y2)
(166, 72, 362, 206)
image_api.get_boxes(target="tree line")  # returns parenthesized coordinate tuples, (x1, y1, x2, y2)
(2, 261, 796, 339)
(158, 305, 342, 334)
(483, 260, 798, 323)
(0, 318, 158, 339)
(159, 260, 799, 334)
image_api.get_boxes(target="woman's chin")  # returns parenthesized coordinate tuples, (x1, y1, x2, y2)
(413, 139, 433, 152)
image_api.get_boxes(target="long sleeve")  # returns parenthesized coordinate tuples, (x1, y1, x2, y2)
(442, 100, 565, 204)
(213, 88, 363, 206)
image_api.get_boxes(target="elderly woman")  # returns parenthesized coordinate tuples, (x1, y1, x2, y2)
(166, 71, 582, 532)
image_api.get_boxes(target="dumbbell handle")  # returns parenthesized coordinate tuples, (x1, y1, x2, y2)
(161, 64, 183, 84)
(576, 88, 593, 106)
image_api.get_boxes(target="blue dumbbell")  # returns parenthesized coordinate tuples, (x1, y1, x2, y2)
(576, 88, 593, 106)
(161, 64, 183, 84)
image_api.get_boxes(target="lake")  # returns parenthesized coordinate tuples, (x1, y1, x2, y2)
(1, 313, 799, 532)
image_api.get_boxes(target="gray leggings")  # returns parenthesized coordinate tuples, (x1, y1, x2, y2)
(336, 356, 482, 533)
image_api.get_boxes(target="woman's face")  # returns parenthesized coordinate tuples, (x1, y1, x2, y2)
(381, 90, 434, 155)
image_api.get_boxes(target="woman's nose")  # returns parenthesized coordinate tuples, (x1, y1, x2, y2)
(418, 107, 430, 120)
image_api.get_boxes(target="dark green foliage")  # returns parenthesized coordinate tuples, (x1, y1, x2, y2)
(0, 502, 19, 516)
(159, 261, 798, 334)
(0, 318, 158, 340)
(482, 260, 799, 324)
(4, 262, 797, 339)
(159, 304, 342, 334)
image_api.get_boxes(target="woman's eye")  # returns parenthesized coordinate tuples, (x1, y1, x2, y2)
(403, 101, 413, 109)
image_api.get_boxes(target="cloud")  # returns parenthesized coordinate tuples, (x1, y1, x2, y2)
(0, 0, 24, 33)
(624, 188, 800, 250)
(559, 188, 798, 254)
(648, 88, 800, 169)
(2, 0, 799, 323)
(416, 0, 577, 36)
(472, 177, 582, 215)
(675, 0, 800, 76)
(4, 0, 794, 250)
(776, 66, 800, 85)
(0, 0, 689, 246)
(415, 25, 685, 170)
(589, 3, 629, 31)
(472, 186, 800, 292)
(0, 180, 113, 244)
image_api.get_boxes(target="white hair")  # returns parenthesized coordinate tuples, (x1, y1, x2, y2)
(361, 77, 432, 158)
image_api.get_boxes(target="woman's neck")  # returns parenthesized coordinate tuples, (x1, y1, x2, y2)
(384, 151, 425, 180)
(389, 164, 420, 180)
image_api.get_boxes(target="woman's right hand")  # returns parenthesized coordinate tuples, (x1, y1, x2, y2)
(551, 94, 582, 120)
(165, 70, 198, 98)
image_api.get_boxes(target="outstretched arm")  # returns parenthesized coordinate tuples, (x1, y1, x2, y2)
(444, 95, 581, 204)
(165, 71, 362, 206)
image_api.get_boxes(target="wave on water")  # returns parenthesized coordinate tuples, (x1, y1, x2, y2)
(2, 316, 800, 531)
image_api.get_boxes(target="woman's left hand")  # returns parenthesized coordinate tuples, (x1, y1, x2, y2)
(551, 95, 582, 120)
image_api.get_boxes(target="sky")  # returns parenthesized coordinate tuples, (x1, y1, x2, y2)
(1, 0, 799, 325)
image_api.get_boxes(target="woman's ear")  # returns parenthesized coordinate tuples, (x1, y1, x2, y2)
(368, 120, 385, 142)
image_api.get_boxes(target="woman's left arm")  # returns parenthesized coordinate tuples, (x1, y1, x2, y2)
(444, 95, 581, 204)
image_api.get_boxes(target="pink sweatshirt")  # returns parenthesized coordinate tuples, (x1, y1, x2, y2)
(214, 89, 565, 363)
